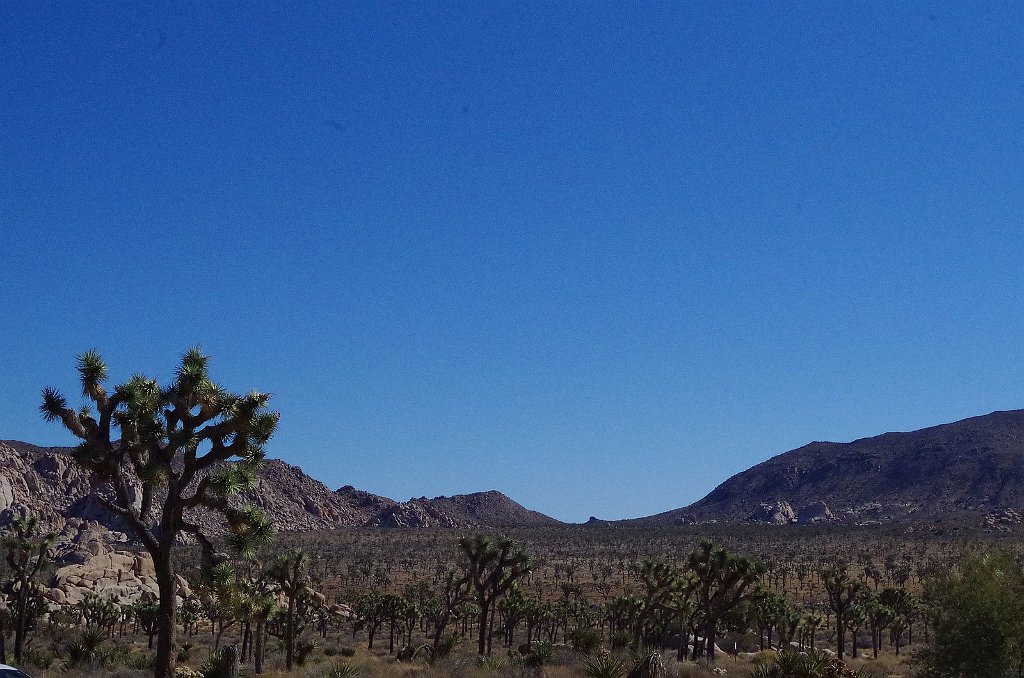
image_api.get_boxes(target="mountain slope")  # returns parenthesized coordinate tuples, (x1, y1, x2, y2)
(0, 440, 561, 532)
(637, 409, 1024, 526)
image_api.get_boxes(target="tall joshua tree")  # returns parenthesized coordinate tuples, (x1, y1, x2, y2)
(41, 348, 278, 678)
(458, 534, 530, 656)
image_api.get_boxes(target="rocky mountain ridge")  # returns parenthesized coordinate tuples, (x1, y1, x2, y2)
(632, 409, 1024, 529)
(0, 440, 561, 533)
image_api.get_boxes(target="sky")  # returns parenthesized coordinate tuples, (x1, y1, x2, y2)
(2, 2, 1024, 523)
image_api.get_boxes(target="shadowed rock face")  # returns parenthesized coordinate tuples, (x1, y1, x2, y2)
(631, 409, 1024, 527)
(0, 441, 561, 536)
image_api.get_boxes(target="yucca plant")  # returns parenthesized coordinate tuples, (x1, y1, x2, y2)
(628, 650, 664, 678)
(64, 627, 107, 669)
(748, 649, 870, 678)
(582, 651, 629, 678)
(327, 662, 361, 678)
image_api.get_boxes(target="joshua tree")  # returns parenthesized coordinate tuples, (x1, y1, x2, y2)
(864, 595, 894, 659)
(878, 586, 915, 654)
(1, 515, 56, 663)
(458, 534, 531, 656)
(821, 564, 866, 660)
(353, 592, 387, 649)
(266, 549, 313, 670)
(689, 540, 765, 661)
(41, 348, 278, 678)
(630, 559, 679, 644)
(424, 568, 472, 652)
(132, 601, 160, 649)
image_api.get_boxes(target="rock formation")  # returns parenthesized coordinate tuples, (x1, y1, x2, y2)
(747, 501, 796, 525)
(0, 440, 561, 537)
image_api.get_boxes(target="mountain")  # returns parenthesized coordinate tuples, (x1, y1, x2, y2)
(0, 440, 562, 533)
(366, 490, 562, 528)
(634, 409, 1024, 528)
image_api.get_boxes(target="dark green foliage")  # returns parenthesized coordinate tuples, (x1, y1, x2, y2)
(688, 540, 765, 660)
(294, 638, 315, 666)
(20, 645, 55, 669)
(569, 626, 604, 654)
(433, 632, 460, 660)
(915, 552, 1024, 678)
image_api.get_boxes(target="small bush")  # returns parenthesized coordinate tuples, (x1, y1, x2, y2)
(177, 641, 195, 663)
(434, 633, 460, 660)
(522, 641, 555, 668)
(123, 650, 157, 670)
(22, 645, 56, 669)
(611, 630, 635, 651)
(295, 638, 316, 666)
(569, 627, 604, 655)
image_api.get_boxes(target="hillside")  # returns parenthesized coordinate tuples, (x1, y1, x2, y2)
(0, 440, 562, 532)
(634, 409, 1024, 527)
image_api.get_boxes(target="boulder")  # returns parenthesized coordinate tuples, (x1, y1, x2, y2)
(0, 476, 16, 512)
(748, 501, 796, 525)
(797, 501, 836, 524)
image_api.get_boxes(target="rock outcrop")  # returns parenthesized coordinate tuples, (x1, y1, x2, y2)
(41, 518, 190, 608)
(365, 502, 465, 528)
(0, 440, 562, 539)
(747, 501, 796, 525)
(797, 500, 836, 524)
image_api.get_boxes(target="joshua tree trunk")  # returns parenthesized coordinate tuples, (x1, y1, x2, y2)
(254, 619, 266, 675)
(13, 586, 28, 662)
(285, 597, 296, 670)
(678, 623, 689, 661)
(241, 622, 250, 661)
(486, 605, 496, 655)
(476, 603, 490, 655)
(154, 544, 178, 678)
(0, 613, 7, 664)
(432, 621, 447, 650)
(705, 619, 718, 661)
(836, 613, 845, 659)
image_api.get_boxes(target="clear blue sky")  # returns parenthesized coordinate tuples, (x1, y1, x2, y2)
(2, 2, 1023, 522)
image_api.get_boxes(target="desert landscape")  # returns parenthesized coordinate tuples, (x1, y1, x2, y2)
(5, 2, 1022, 677)
(3, 362, 1024, 677)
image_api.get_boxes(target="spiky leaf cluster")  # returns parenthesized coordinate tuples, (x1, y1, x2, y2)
(40, 348, 280, 563)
